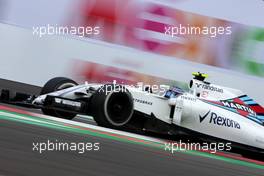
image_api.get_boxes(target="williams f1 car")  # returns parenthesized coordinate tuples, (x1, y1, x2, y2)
(1, 73, 264, 158)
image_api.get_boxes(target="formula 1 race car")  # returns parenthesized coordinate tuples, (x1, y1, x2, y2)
(1, 72, 264, 159)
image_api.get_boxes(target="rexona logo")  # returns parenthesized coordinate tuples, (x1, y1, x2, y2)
(195, 83, 223, 93)
(199, 111, 241, 129)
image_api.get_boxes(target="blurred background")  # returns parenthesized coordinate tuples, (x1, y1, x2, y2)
(0, 0, 263, 104)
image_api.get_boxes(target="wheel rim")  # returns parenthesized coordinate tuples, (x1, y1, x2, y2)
(104, 91, 133, 126)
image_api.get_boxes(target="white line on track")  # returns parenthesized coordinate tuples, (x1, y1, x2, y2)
(0, 110, 166, 144)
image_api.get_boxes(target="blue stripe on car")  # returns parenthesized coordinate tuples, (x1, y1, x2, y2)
(244, 100, 257, 105)
(239, 96, 252, 101)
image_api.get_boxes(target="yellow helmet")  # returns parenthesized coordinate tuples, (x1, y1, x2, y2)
(192, 72, 208, 81)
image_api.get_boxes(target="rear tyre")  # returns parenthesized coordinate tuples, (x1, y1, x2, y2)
(40, 77, 78, 120)
(90, 84, 134, 128)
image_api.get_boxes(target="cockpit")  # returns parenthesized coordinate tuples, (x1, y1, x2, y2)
(164, 86, 184, 98)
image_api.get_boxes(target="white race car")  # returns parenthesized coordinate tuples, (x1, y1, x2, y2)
(1, 72, 264, 158)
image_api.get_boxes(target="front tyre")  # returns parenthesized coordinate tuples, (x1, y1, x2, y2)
(40, 77, 78, 120)
(91, 84, 134, 128)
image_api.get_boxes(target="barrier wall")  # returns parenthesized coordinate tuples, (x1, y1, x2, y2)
(0, 23, 263, 105)
(1, 0, 264, 78)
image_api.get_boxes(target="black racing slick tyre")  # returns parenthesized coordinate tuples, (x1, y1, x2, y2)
(91, 84, 134, 128)
(40, 77, 78, 120)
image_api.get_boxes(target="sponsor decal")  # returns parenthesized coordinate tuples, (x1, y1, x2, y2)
(220, 101, 256, 116)
(201, 91, 209, 98)
(55, 98, 81, 107)
(202, 97, 263, 125)
(199, 110, 210, 123)
(195, 83, 223, 93)
(133, 98, 153, 105)
(199, 111, 241, 129)
(180, 96, 196, 102)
